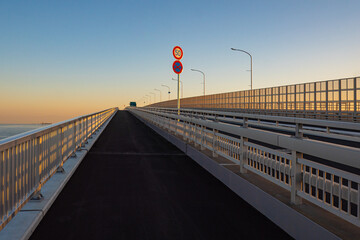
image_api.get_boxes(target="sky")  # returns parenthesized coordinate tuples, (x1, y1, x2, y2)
(1, 0, 360, 123)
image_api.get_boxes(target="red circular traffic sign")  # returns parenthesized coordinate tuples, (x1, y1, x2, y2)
(173, 46, 183, 60)
(172, 60, 183, 74)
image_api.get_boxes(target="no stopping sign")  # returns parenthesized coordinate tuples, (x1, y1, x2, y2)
(172, 60, 183, 74)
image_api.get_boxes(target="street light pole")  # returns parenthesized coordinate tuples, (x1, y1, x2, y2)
(190, 69, 205, 96)
(172, 78, 183, 98)
(145, 95, 151, 104)
(154, 88, 161, 102)
(142, 97, 146, 106)
(150, 92, 156, 103)
(231, 48, 253, 90)
(161, 84, 171, 100)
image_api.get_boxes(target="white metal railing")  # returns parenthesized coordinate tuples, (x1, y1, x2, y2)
(298, 158, 360, 225)
(245, 142, 292, 191)
(0, 107, 117, 229)
(128, 107, 360, 227)
(148, 107, 360, 144)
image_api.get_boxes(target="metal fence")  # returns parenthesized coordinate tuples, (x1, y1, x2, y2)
(129, 107, 360, 227)
(0, 108, 118, 229)
(149, 76, 360, 122)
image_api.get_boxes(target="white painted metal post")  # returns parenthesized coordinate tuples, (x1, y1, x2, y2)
(295, 123, 303, 138)
(240, 136, 248, 173)
(71, 122, 77, 157)
(212, 129, 218, 157)
(243, 117, 248, 128)
(354, 78, 357, 121)
(200, 125, 205, 150)
(31, 137, 43, 200)
(57, 128, 64, 173)
(291, 150, 303, 205)
(183, 121, 187, 141)
(0, 150, 4, 219)
(194, 124, 198, 147)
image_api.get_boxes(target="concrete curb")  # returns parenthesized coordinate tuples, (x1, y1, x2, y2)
(0, 112, 117, 240)
(132, 112, 340, 240)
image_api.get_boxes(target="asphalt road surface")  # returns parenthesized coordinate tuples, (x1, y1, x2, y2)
(30, 111, 290, 240)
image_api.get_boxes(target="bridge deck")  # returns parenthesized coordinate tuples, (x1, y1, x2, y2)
(30, 111, 289, 240)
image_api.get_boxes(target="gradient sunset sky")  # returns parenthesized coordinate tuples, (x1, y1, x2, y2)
(1, 0, 360, 123)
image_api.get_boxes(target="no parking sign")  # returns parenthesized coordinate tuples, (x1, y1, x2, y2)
(172, 60, 183, 74)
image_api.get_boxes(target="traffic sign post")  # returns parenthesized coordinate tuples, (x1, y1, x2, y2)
(172, 46, 183, 117)
(177, 74, 180, 116)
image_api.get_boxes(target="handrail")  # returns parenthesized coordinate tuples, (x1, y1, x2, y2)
(147, 107, 360, 131)
(147, 107, 360, 132)
(145, 107, 360, 147)
(135, 107, 360, 169)
(0, 108, 116, 146)
(0, 107, 118, 229)
(128, 107, 360, 227)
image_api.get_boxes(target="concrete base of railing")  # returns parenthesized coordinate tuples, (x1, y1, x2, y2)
(0, 112, 117, 240)
(130, 111, 348, 240)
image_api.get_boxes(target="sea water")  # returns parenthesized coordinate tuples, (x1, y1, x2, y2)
(0, 124, 44, 140)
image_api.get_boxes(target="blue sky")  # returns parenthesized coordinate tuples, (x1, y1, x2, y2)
(1, 0, 360, 122)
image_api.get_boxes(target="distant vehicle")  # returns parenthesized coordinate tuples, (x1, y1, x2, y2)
(130, 102, 137, 107)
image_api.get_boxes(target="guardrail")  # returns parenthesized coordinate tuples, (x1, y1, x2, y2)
(0, 107, 118, 229)
(147, 107, 360, 150)
(129, 107, 360, 227)
(148, 76, 360, 122)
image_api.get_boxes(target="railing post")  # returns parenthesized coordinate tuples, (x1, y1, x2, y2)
(0, 150, 4, 221)
(31, 137, 43, 200)
(291, 150, 302, 205)
(193, 124, 198, 147)
(295, 123, 303, 138)
(90, 115, 93, 137)
(325, 80, 329, 119)
(189, 114, 194, 143)
(85, 117, 89, 141)
(240, 136, 248, 173)
(81, 119, 86, 147)
(174, 119, 178, 136)
(354, 77, 357, 121)
(338, 79, 342, 120)
(71, 122, 77, 157)
(243, 117, 248, 128)
(168, 117, 171, 132)
(200, 125, 205, 150)
(57, 127, 65, 173)
(212, 129, 218, 157)
(183, 121, 187, 141)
